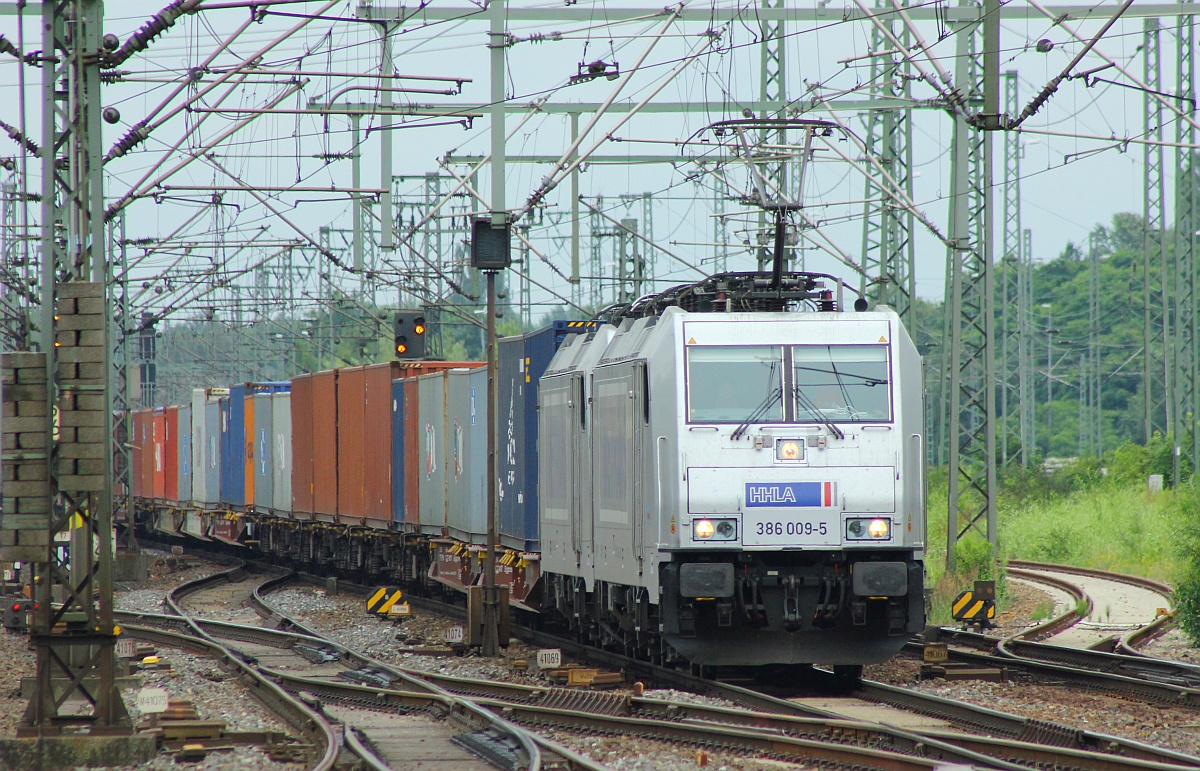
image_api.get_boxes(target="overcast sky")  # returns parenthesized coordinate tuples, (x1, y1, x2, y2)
(0, 0, 1178, 321)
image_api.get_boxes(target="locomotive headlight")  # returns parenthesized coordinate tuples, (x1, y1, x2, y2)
(845, 517, 892, 541)
(775, 439, 804, 461)
(692, 518, 737, 542)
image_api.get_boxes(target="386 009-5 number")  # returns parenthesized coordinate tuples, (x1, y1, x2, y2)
(755, 521, 828, 537)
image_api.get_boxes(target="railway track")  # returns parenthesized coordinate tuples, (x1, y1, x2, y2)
(922, 561, 1200, 704)
(116, 562, 550, 771)
(127, 541, 1200, 770)
(256, 566, 1200, 771)
(192, 564, 1001, 770)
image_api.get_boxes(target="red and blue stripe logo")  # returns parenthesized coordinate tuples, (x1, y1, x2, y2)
(745, 482, 834, 508)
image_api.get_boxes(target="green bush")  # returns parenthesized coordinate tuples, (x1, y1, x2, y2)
(1171, 488, 1200, 644)
(1176, 580, 1200, 645)
(1105, 433, 1183, 485)
(996, 458, 1104, 509)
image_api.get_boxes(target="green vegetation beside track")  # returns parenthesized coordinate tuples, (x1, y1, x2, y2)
(923, 434, 1200, 641)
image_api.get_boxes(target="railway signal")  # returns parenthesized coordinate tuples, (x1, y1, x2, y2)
(393, 311, 427, 360)
(951, 580, 997, 628)
(4, 600, 32, 633)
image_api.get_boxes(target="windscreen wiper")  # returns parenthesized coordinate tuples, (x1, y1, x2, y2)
(830, 362, 856, 416)
(731, 387, 782, 441)
(795, 365, 888, 385)
(793, 386, 844, 439)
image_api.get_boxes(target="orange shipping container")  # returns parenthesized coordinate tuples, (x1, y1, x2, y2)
(363, 363, 397, 524)
(312, 370, 338, 521)
(130, 411, 145, 498)
(291, 374, 314, 516)
(336, 367, 366, 524)
(152, 410, 167, 500)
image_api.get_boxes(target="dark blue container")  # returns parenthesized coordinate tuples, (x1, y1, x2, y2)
(497, 321, 584, 551)
(221, 385, 245, 508)
(253, 394, 274, 512)
(222, 382, 290, 510)
(391, 378, 406, 525)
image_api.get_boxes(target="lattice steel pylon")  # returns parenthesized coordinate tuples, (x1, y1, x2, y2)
(1143, 19, 1170, 445)
(944, 0, 997, 569)
(1086, 230, 1104, 456)
(756, 0, 787, 271)
(1174, 4, 1198, 483)
(859, 0, 915, 323)
(110, 212, 136, 550)
(20, 0, 130, 733)
(998, 71, 1022, 465)
(588, 197, 606, 308)
(1, 174, 32, 350)
(616, 217, 644, 303)
(711, 184, 729, 273)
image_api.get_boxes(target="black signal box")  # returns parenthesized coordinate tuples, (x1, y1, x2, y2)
(393, 310, 427, 360)
(471, 217, 512, 270)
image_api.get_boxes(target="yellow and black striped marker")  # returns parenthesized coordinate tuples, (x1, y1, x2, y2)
(366, 586, 404, 616)
(951, 589, 996, 624)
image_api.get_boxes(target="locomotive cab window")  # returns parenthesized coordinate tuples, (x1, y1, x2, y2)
(686, 346, 784, 423)
(793, 345, 891, 422)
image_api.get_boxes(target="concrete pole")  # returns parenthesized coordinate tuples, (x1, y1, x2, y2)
(482, 0, 507, 659)
(380, 25, 395, 250)
(352, 114, 363, 273)
(570, 112, 580, 294)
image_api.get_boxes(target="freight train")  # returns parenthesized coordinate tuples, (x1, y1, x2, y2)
(130, 270, 926, 674)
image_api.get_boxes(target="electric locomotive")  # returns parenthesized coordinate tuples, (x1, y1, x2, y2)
(126, 268, 924, 675)
(538, 271, 926, 669)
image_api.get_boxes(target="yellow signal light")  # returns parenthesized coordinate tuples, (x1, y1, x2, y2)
(396, 343, 408, 354)
(414, 323, 426, 335)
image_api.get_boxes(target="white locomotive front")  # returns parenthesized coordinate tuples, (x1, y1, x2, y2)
(539, 272, 926, 670)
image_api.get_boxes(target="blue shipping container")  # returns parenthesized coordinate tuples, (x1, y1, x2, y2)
(222, 383, 290, 510)
(253, 393, 274, 512)
(178, 405, 191, 507)
(497, 321, 582, 551)
(221, 385, 245, 508)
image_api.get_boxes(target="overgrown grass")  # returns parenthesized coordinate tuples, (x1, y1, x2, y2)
(1029, 600, 1055, 622)
(921, 456, 1197, 628)
(997, 483, 1188, 581)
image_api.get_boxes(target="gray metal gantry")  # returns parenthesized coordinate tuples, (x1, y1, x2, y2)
(999, 71, 1033, 467)
(1173, 4, 1199, 483)
(944, 0, 998, 568)
(19, 0, 128, 734)
(1143, 19, 1170, 446)
(859, 0, 915, 322)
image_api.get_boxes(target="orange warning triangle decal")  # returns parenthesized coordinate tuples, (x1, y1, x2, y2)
(878, 336, 887, 343)
(687, 337, 697, 345)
